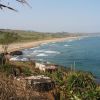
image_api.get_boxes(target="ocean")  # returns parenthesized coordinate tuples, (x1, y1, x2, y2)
(13, 36, 100, 78)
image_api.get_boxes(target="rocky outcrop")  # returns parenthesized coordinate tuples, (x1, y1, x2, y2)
(28, 81, 55, 92)
(10, 51, 23, 56)
(17, 75, 55, 92)
(25, 75, 55, 92)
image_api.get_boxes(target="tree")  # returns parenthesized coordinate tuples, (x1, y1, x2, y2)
(0, 32, 19, 64)
(0, 32, 18, 53)
(0, 0, 30, 11)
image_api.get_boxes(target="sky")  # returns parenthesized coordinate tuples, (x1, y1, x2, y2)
(0, 0, 100, 33)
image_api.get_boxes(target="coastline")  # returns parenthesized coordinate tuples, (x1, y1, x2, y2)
(0, 36, 80, 53)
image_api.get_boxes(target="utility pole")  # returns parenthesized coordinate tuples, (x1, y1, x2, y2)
(74, 61, 76, 72)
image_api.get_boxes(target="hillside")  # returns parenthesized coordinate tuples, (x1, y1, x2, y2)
(0, 29, 80, 42)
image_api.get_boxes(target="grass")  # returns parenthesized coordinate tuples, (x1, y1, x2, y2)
(0, 72, 51, 100)
(0, 62, 32, 77)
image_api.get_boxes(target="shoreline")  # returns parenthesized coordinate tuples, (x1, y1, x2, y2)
(0, 36, 80, 53)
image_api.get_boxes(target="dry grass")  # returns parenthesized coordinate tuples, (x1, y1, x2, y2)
(0, 72, 54, 100)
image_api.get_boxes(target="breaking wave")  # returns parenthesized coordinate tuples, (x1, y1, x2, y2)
(44, 50, 60, 54)
(36, 53, 48, 57)
(10, 56, 29, 61)
(32, 50, 60, 54)
(64, 44, 71, 47)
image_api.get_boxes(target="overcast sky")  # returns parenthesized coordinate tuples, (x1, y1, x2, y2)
(0, 0, 100, 33)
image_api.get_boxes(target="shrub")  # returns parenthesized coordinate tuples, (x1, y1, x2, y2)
(22, 66, 32, 76)
(65, 72, 100, 100)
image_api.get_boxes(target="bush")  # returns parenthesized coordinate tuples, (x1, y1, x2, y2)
(0, 64, 13, 75)
(22, 66, 32, 76)
(65, 72, 100, 100)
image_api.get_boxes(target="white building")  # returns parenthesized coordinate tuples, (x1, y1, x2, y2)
(35, 62, 46, 72)
(35, 61, 57, 72)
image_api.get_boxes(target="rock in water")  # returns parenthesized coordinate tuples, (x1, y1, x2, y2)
(10, 51, 23, 56)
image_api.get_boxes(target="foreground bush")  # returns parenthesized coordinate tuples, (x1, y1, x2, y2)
(49, 70, 100, 100)
(65, 72, 100, 100)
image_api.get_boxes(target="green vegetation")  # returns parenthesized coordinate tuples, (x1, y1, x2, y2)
(43, 69, 100, 100)
(66, 72, 100, 100)
(34, 65, 99, 99)
(0, 29, 79, 42)
(0, 32, 19, 65)
(0, 64, 13, 75)
(0, 32, 18, 53)
(22, 66, 32, 76)
(0, 61, 100, 100)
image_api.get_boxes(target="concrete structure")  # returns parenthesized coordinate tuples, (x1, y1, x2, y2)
(25, 75, 55, 92)
(16, 75, 55, 92)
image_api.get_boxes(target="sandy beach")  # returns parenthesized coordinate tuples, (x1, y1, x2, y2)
(0, 36, 80, 53)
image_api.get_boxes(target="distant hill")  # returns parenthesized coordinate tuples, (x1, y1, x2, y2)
(0, 29, 81, 42)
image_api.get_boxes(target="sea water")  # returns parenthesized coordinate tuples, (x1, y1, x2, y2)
(17, 36, 100, 78)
